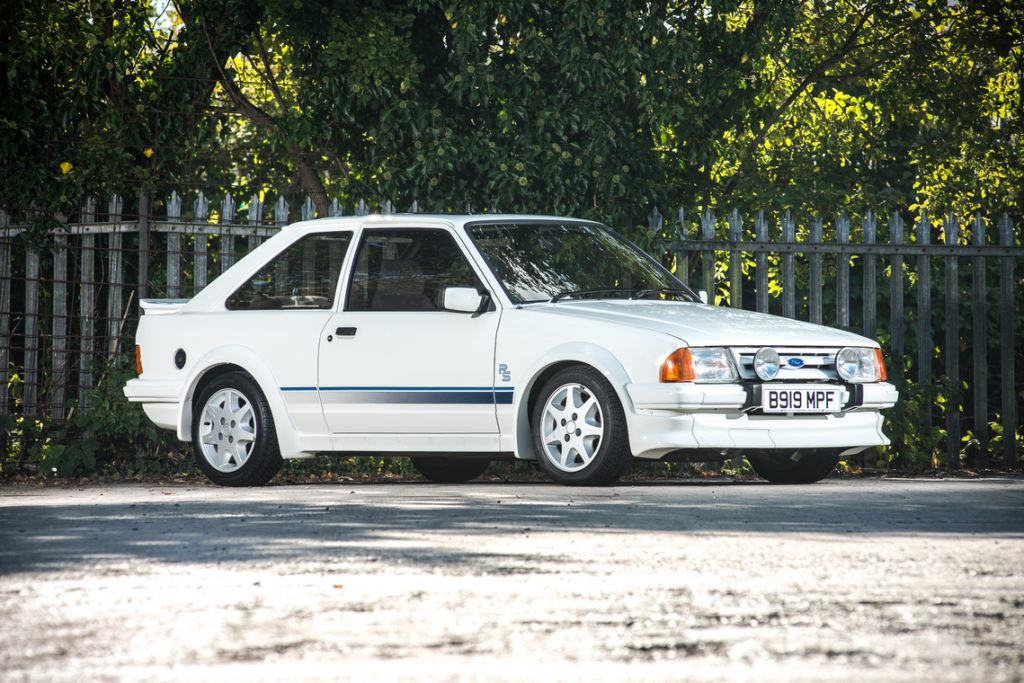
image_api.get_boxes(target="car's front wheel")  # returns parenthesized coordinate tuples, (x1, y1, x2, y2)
(531, 366, 632, 486)
(192, 372, 282, 487)
(746, 449, 842, 484)
(409, 456, 491, 483)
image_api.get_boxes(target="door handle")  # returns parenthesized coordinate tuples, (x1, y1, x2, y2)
(336, 327, 357, 336)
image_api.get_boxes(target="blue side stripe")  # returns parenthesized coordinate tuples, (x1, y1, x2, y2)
(319, 387, 493, 392)
(282, 387, 515, 405)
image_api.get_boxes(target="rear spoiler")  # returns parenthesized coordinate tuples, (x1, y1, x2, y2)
(139, 299, 191, 315)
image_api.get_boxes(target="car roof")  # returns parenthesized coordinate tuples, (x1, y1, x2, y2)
(282, 213, 605, 231)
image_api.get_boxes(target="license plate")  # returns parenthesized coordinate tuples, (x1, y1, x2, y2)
(762, 385, 843, 413)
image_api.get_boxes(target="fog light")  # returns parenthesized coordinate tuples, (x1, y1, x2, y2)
(836, 347, 861, 381)
(753, 347, 780, 381)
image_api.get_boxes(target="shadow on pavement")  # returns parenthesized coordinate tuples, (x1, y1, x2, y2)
(1, 478, 1022, 575)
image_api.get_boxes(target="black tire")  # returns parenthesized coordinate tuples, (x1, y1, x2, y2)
(531, 366, 632, 486)
(191, 371, 283, 487)
(747, 449, 842, 484)
(409, 456, 491, 483)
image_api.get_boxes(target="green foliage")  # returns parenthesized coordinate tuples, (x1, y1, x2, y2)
(881, 373, 951, 468)
(715, 0, 1022, 221)
(876, 373, 1023, 469)
(1, 358, 187, 478)
(2, 1, 1019, 230)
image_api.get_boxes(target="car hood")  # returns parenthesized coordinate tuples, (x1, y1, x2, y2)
(528, 300, 877, 348)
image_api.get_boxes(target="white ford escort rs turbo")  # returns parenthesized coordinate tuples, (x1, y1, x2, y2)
(124, 214, 899, 487)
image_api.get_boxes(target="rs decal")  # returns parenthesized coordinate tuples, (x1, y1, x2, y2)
(498, 364, 512, 382)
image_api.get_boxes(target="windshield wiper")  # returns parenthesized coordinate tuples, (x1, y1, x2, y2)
(550, 287, 636, 303)
(631, 288, 695, 301)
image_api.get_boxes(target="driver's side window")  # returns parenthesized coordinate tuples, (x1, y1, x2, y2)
(345, 228, 481, 312)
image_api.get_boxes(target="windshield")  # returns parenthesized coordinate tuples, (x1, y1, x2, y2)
(466, 221, 698, 304)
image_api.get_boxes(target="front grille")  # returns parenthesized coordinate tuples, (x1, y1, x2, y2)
(731, 347, 841, 383)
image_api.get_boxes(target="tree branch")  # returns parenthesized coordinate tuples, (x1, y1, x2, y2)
(722, 9, 876, 197)
(196, 16, 330, 217)
(256, 32, 292, 116)
(198, 15, 274, 128)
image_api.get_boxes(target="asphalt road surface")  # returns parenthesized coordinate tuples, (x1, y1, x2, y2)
(1, 476, 1023, 683)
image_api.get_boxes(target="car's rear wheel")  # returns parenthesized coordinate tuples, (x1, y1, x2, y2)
(192, 372, 282, 487)
(747, 449, 841, 484)
(531, 366, 632, 486)
(409, 456, 491, 483)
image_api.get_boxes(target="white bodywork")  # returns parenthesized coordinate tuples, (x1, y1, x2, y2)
(124, 214, 898, 462)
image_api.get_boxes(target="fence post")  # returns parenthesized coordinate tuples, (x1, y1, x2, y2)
(274, 196, 290, 226)
(248, 194, 263, 252)
(781, 210, 795, 319)
(836, 211, 850, 330)
(646, 206, 663, 272)
(728, 209, 742, 309)
(106, 196, 124, 356)
(674, 207, 688, 288)
(22, 245, 40, 415)
(221, 194, 236, 273)
(755, 210, 768, 314)
(889, 212, 905, 374)
(999, 214, 1017, 468)
(167, 191, 181, 298)
(944, 213, 959, 468)
(193, 192, 209, 293)
(0, 208, 10, 415)
(917, 212, 932, 392)
(52, 217, 69, 420)
(302, 196, 316, 222)
(862, 212, 877, 339)
(330, 198, 344, 217)
(809, 217, 823, 325)
(138, 192, 149, 300)
(78, 196, 96, 410)
(700, 208, 715, 300)
(971, 213, 988, 468)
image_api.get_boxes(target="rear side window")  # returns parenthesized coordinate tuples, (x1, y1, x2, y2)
(345, 228, 481, 311)
(226, 232, 352, 310)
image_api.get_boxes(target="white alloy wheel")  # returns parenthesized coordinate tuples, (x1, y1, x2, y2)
(198, 388, 257, 472)
(540, 383, 605, 472)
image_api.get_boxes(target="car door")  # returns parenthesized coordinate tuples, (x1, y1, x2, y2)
(317, 226, 501, 436)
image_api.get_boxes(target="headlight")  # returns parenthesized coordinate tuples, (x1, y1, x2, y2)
(658, 347, 739, 383)
(836, 347, 885, 383)
(691, 348, 739, 382)
(753, 347, 780, 381)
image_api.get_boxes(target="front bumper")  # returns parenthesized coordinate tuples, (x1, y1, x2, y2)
(124, 378, 184, 430)
(624, 381, 898, 459)
(626, 381, 898, 413)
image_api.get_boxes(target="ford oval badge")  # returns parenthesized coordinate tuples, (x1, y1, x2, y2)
(787, 357, 805, 368)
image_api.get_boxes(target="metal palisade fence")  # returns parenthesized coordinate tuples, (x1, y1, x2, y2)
(1, 194, 1021, 468)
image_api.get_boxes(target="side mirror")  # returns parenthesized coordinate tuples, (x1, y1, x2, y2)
(440, 286, 483, 313)
(698, 290, 710, 305)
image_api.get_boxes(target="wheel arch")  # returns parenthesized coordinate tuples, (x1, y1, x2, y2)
(176, 347, 299, 456)
(512, 343, 636, 460)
